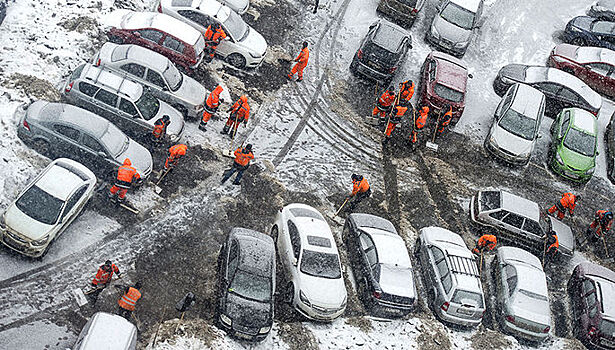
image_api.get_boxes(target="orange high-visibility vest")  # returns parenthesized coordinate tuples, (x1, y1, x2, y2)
(118, 287, 141, 311)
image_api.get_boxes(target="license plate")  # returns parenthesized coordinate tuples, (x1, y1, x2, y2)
(235, 332, 252, 340)
(456, 308, 474, 316)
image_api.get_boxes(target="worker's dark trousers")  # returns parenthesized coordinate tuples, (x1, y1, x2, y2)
(117, 306, 132, 320)
(221, 163, 248, 184)
(349, 188, 372, 210)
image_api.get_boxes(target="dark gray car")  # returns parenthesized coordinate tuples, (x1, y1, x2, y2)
(16, 101, 153, 181)
(215, 228, 275, 342)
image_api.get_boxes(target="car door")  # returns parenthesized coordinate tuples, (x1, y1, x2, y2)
(119, 62, 147, 86)
(57, 185, 89, 235)
(521, 218, 543, 240)
(51, 124, 82, 159)
(92, 88, 120, 120)
(500, 212, 525, 235)
(533, 82, 564, 114)
(75, 81, 100, 111)
(583, 62, 610, 88)
(224, 239, 240, 299)
(145, 68, 170, 101)
(358, 232, 377, 293)
(118, 97, 149, 140)
(80, 132, 115, 176)
(134, 29, 165, 52)
(427, 245, 446, 297)
(285, 220, 301, 278)
(558, 86, 583, 110)
(580, 279, 598, 331)
(501, 264, 517, 314)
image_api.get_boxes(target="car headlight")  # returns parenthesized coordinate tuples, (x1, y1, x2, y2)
(555, 151, 564, 165)
(518, 151, 531, 159)
(454, 41, 469, 48)
(299, 290, 311, 307)
(340, 295, 347, 309)
(31, 235, 50, 247)
(585, 167, 595, 175)
(248, 51, 262, 59)
(431, 26, 440, 40)
(258, 326, 271, 334)
(220, 313, 232, 326)
(489, 135, 498, 148)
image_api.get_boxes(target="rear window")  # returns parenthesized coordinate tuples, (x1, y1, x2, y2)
(600, 319, 615, 335)
(306, 235, 331, 248)
(111, 45, 130, 62)
(479, 191, 500, 211)
(452, 290, 484, 308)
(363, 42, 398, 64)
(289, 208, 322, 220)
(434, 84, 464, 103)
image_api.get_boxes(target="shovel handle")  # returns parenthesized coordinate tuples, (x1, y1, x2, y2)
(335, 197, 350, 216)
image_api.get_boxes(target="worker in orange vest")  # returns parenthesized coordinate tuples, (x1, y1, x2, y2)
(543, 230, 559, 267)
(472, 234, 497, 255)
(384, 105, 407, 141)
(437, 105, 454, 134)
(89, 260, 121, 301)
(399, 80, 414, 107)
(221, 144, 254, 185)
(151, 115, 170, 144)
(411, 106, 429, 144)
(199, 85, 224, 131)
(117, 282, 142, 320)
(348, 174, 371, 210)
(288, 41, 309, 82)
(221, 95, 250, 136)
(108, 159, 141, 203)
(203, 23, 227, 62)
(164, 144, 188, 171)
(587, 210, 614, 240)
(372, 86, 396, 123)
(547, 192, 579, 220)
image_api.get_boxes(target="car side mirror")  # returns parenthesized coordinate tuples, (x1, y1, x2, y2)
(97, 151, 107, 158)
(468, 73, 474, 79)
(597, 151, 600, 155)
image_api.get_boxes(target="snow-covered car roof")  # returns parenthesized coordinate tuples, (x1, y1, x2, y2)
(102, 43, 173, 73)
(432, 51, 468, 92)
(570, 45, 615, 66)
(230, 228, 275, 275)
(167, 0, 230, 22)
(594, 276, 615, 318)
(80, 312, 137, 349)
(348, 213, 396, 234)
(36, 159, 94, 201)
(569, 108, 598, 134)
(372, 20, 410, 53)
(509, 83, 544, 120)
(284, 204, 337, 254)
(118, 11, 202, 45)
(420, 226, 470, 256)
(497, 246, 548, 297)
(362, 227, 411, 268)
(525, 66, 602, 109)
(500, 190, 540, 223)
(497, 246, 542, 271)
(83, 65, 143, 101)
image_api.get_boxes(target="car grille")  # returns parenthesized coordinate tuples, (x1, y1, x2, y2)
(563, 170, 581, 180)
(439, 39, 454, 49)
(233, 323, 257, 336)
(312, 304, 340, 315)
(5, 229, 28, 244)
(3, 234, 27, 251)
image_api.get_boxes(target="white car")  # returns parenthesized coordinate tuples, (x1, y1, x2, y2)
(272, 203, 347, 321)
(0, 158, 96, 258)
(158, 0, 268, 69)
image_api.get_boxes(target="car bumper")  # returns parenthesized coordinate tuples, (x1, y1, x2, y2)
(436, 307, 481, 327)
(425, 32, 467, 57)
(501, 319, 549, 342)
(0, 227, 47, 258)
(484, 139, 530, 166)
(370, 298, 414, 317)
(217, 317, 269, 342)
(295, 299, 345, 322)
(351, 57, 392, 82)
(549, 157, 592, 183)
(246, 50, 266, 68)
(377, 0, 418, 22)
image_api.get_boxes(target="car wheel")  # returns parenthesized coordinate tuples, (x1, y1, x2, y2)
(271, 225, 279, 242)
(570, 37, 587, 46)
(226, 54, 246, 69)
(32, 139, 51, 156)
(283, 282, 294, 304)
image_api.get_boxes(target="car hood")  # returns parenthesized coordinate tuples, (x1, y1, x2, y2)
(432, 15, 472, 43)
(4, 205, 55, 241)
(510, 298, 551, 327)
(550, 217, 574, 255)
(499, 64, 527, 82)
(104, 9, 133, 29)
(225, 293, 271, 328)
(238, 27, 267, 57)
(491, 124, 535, 157)
(569, 16, 594, 31)
(300, 273, 347, 307)
(174, 75, 207, 106)
(116, 139, 153, 178)
(151, 100, 185, 138)
(557, 142, 596, 171)
(378, 264, 416, 299)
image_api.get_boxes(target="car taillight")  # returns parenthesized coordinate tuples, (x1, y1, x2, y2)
(22, 120, 30, 131)
(440, 302, 449, 311)
(389, 66, 397, 74)
(95, 58, 101, 67)
(591, 110, 599, 117)
(373, 291, 381, 299)
(65, 82, 74, 93)
(357, 49, 363, 59)
(588, 326, 597, 337)
(157, 3, 162, 12)
(543, 326, 550, 333)
(411, 8, 418, 14)
(505, 315, 515, 324)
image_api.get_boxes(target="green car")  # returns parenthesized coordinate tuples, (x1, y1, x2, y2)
(549, 108, 598, 183)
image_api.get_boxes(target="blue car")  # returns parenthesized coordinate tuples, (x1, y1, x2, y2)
(564, 16, 615, 50)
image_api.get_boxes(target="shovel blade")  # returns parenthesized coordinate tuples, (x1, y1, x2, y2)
(222, 149, 233, 158)
(154, 185, 163, 194)
(72, 288, 88, 307)
(425, 141, 439, 152)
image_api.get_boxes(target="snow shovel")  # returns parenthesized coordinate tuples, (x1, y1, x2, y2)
(72, 288, 88, 307)
(222, 120, 239, 158)
(154, 168, 172, 194)
(175, 292, 196, 333)
(335, 197, 350, 217)
(601, 235, 614, 262)
(426, 110, 442, 152)
(152, 307, 167, 347)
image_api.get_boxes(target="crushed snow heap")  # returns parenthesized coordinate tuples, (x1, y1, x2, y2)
(2, 74, 61, 102)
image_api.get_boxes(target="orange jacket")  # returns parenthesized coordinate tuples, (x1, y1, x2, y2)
(440, 106, 453, 127)
(560, 193, 577, 213)
(595, 210, 613, 232)
(295, 47, 309, 67)
(546, 234, 559, 253)
(205, 85, 223, 110)
(390, 106, 407, 124)
(168, 144, 187, 160)
(152, 117, 168, 139)
(377, 90, 396, 109)
(92, 263, 120, 286)
(351, 178, 370, 196)
(116, 159, 140, 188)
(118, 287, 141, 311)
(204, 25, 226, 45)
(399, 81, 414, 102)
(230, 96, 250, 122)
(234, 147, 254, 167)
(477, 234, 497, 250)
(416, 107, 429, 129)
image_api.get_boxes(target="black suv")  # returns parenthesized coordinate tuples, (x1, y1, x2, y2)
(350, 20, 412, 83)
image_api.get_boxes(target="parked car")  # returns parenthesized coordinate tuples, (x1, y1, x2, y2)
(16, 101, 153, 181)
(564, 16, 615, 51)
(494, 247, 551, 341)
(0, 158, 96, 258)
(376, 0, 427, 27)
(350, 19, 412, 83)
(568, 261, 615, 349)
(73, 312, 137, 350)
(158, 0, 267, 69)
(426, 0, 485, 57)
(484, 83, 546, 166)
(93, 43, 207, 119)
(176, 0, 250, 15)
(548, 44, 615, 98)
(215, 228, 275, 341)
(493, 64, 602, 116)
(549, 107, 598, 183)
(63, 63, 185, 143)
(106, 10, 206, 70)
(419, 50, 469, 125)
(606, 111, 615, 183)
(272, 203, 347, 321)
(469, 190, 575, 256)
(343, 213, 417, 317)
(415, 226, 485, 327)
(588, 1, 615, 21)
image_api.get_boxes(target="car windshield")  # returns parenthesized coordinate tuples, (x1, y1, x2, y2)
(452, 289, 484, 308)
(229, 269, 271, 303)
(498, 109, 537, 140)
(163, 62, 182, 92)
(519, 289, 548, 301)
(15, 185, 64, 225)
(592, 21, 615, 34)
(440, 2, 475, 30)
(600, 319, 615, 335)
(224, 11, 248, 41)
(300, 250, 342, 279)
(433, 83, 464, 102)
(563, 128, 596, 157)
(135, 93, 160, 121)
(100, 124, 129, 157)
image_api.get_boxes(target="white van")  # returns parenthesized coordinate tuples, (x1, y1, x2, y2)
(73, 312, 137, 350)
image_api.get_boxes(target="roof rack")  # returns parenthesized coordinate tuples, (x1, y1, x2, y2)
(447, 254, 480, 277)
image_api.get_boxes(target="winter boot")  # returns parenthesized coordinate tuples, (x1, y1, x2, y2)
(198, 121, 207, 131)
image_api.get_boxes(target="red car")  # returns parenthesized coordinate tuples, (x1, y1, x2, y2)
(107, 10, 206, 70)
(549, 43, 615, 98)
(419, 51, 468, 126)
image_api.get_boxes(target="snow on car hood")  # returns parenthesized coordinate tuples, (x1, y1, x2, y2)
(150, 100, 185, 138)
(432, 15, 472, 44)
(116, 139, 153, 178)
(300, 273, 346, 307)
(4, 205, 54, 241)
(239, 27, 267, 57)
(550, 217, 574, 255)
(378, 264, 416, 299)
(558, 145, 595, 172)
(175, 75, 207, 107)
(491, 123, 534, 157)
(101, 9, 132, 29)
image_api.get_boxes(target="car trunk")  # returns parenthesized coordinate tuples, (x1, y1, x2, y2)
(447, 289, 484, 320)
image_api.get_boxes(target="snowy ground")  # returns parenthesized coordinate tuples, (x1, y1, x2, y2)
(0, 0, 612, 349)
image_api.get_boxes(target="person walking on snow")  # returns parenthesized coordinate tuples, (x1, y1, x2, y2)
(288, 41, 309, 82)
(151, 115, 170, 144)
(89, 260, 121, 301)
(164, 144, 188, 171)
(199, 85, 224, 131)
(472, 234, 497, 255)
(438, 105, 453, 134)
(108, 158, 141, 203)
(384, 105, 407, 142)
(411, 106, 429, 144)
(203, 23, 226, 63)
(547, 192, 578, 220)
(117, 282, 142, 320)
(587, 210, 614, 240)
(221, 144, 254, 185)
(348, 174, 371, 210)
(373, 86, 396, 123)
(221, 95, 250, 136)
